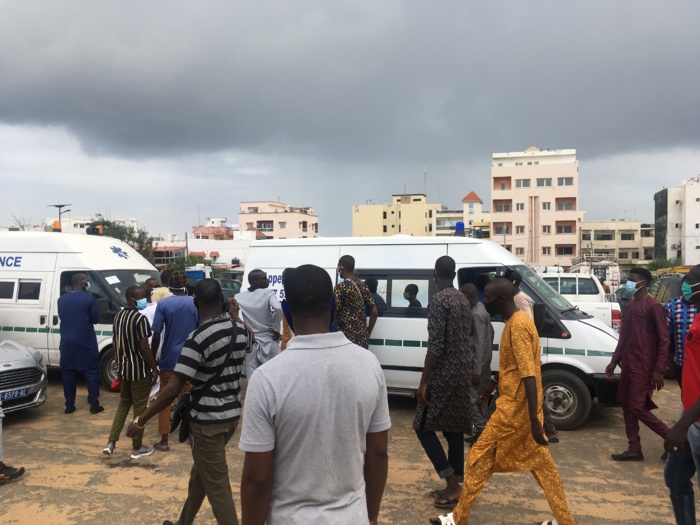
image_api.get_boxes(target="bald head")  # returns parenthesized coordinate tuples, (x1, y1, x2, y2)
(485, 277, 516, 300)
(460, 283, 479, 306)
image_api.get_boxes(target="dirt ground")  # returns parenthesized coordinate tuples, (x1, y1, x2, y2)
(0, 371, 689, 524)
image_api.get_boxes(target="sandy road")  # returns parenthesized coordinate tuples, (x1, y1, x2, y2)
(0, 372, 687, 524)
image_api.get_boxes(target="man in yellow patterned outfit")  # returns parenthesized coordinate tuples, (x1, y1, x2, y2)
(430, 277, 575, 525)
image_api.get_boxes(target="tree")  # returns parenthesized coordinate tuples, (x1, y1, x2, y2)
(8, 212, 33, 231)
(88, 214, 153, 254)
(646, 258, 683, 271)
(168, 255, 211, 272)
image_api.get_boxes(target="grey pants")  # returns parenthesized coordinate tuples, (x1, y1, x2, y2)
(176, 420, 239, 525)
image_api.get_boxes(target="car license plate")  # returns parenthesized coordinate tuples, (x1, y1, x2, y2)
(0, 388, 29, 401)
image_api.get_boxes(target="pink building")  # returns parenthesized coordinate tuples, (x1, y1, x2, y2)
(239, 201, 319, 239)
(490, 146, 584, 267)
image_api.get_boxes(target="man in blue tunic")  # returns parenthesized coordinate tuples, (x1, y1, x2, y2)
(57, 273, 103, 414)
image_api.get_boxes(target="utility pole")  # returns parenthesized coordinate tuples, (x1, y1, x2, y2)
(48, 204, 72, 231)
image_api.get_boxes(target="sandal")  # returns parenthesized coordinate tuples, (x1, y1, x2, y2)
(433, 496, 459, 509)
(153, 443, 170, 452)
(428, 489, 446, 500)
(429, 513, 455, 525)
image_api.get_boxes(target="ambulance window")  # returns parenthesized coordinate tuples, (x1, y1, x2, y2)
(390, 279, 430, 309)
(18, 281, 41, 301)
(362, 277, 387, 316)
(0, 281, 15, 300)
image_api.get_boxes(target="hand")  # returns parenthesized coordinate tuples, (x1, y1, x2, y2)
(151, 369, 159, 387)
(417, 382, 428, 406)
(125, 419, 141, 439)
(651, 371, 665, 391)
(228, 298, 240, 318)
(605, 361, 617, 379)
(530, 418, 548, 446)
(272, 331, 281, 341)
(479, 382, 495, 403)
(471, 374, 481, 387)
(664, 422, 689, 454)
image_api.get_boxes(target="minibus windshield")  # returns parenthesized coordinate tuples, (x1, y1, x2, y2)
(514, 265, 575, 312)
(95, 269, 161, 305)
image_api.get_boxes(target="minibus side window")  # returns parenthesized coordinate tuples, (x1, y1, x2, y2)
(0, 281, 15, 300)
(559, 277, 577, 295)
(357, 270, 433, 319)
(577, 279, 599, 295)
(389, 278, 430, 311)
(17, 280, 41, 301)
(362, 277, 388, 316)
(542, 277, 559, 292)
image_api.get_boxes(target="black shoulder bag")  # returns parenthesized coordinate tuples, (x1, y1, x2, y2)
(170, 322, 238, 443)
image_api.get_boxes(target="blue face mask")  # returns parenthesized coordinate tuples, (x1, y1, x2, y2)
(135, 298, 148, 310)
(625, 280, 639, 294)
(682, 281, 700, 302)
(337, 268, 344, 284)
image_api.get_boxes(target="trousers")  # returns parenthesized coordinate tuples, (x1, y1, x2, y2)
(415, 429, 464, 481)
(665, 411, 700, 525)
(451, 446, 575, 525)
(157, 370, 190, 435)
(175, 420, 239, 525)
(61, 367, 100, 408)
(623, 402, 669, 454)
(108, 376, 151, 450)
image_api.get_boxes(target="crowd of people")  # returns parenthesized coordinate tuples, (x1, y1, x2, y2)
(5, 257, 700, 525)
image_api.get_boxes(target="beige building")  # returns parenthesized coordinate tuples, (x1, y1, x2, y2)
(491, 146, 584, 267)
(352, 194, 444, 237)
(433, 191, 491, 238)
(579, 220, 655, 272)
(239, 201, 318, 240)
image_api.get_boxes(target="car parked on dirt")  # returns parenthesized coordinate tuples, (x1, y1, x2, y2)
(0, 340, 48, 413)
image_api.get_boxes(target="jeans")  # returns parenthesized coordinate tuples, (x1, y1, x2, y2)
(415, 429, 464, 481)
(61, 367, 100, 408)
(666, 417, 700, 525)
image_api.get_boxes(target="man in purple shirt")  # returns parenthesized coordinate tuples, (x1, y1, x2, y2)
(57, 273, 103, 415)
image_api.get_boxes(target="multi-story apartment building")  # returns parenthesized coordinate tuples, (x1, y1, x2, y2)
(352, 194, 444, 237)
(490, 146, 584, 267)
(578, 220, 655, 273)
(654, 176, 700, 265)
(432, 191, 491, 238)
(239, 201, 318, 240)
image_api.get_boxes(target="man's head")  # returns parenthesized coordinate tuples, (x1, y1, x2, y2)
(460, 283, 479, 307)
(404, 284, 419, 301)
(484, 277, 517, 317)
(504, 269, 523, 291)
(71, 272, 89, 291)
(248, 269, 269, 290)
(141, 282, 153, 303)
(434, 256, 456, 283)
(125, 285, 146, 309)
(475, 274, 490, 292)
(365, 278, 379, 294)
(284, 265, 333, 331)
(169, 271, 188, 294)
(160, 270, 173, 288)
(145, 278, 159, 290)
(337, 255, 355, 279)
(627, 267, 653, 294)
(193, 279, 224, 314)
(682, 265, 700, 304)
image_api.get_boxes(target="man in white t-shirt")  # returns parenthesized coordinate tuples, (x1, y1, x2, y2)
(239, 264, 391, 525)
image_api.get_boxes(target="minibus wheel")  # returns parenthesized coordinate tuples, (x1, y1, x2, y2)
(542, 369, 592, 430)
(99, 347, 118, 389)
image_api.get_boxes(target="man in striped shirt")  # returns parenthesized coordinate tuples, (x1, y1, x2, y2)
(127, 279, 252, 525)
(103, 286, 158, 459)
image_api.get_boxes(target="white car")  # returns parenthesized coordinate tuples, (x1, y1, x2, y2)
(0, 340, 48, 413)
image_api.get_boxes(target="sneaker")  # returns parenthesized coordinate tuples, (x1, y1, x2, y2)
(0, 464, 25, 484)
(102, 441, 115, 456)
(131, 445, 154, 459)
(90, 405, 105, 415)
(64, 406, 76, 414)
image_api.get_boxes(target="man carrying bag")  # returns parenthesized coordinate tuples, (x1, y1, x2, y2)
(127, 279, 253, 525)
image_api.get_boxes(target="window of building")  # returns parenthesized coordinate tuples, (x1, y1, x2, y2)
(429, 210, 433, 218)
(516, 226, 525, 234)
(542, 202, 551, 211)
(497, 163, 503, 166)
(556, 246, 574, 256)
(558, 177, 574, 186)
(516, 203, 525, 211)
(494, 203, 511, 212)
(412, 198, 421, 202)
(383, 212, 387, 219)
(696, 223, 699, 229)
(391, 211, 395, 214)
(515, 179, 531, 188)
(516, 247, 524, 256)
(468, 203, 474, 213)
(581, 232, 591, 240)
(594, 231, 614, 241)
(556, 225, 573, 234)
(494, 226, 510, 235)
(515, 162, 523, 166)
(247, 207, 259, 213)
(537, 178, 552, 187)
(621, 233, 635, 241)
(500, 182, 506, 190)
(618, 252, 628, 259)
(632, 252, 640, 259)
(279, 222, 286, 229)
(676, 223, 681, 228)
(534, 161, 539, 165)
(245, 222, 254, 229)
(542, 225, 551, 234)
(542, 247, 551, 255)
(556, 202, 574, 211)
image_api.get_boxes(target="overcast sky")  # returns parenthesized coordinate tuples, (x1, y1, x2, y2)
(2, 1, 699, 237)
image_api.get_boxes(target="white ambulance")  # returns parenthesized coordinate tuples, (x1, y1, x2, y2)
(244, 236, 621, 430)
(0, 232, 160, 387)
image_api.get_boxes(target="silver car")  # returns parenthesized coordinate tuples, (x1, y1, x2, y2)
(0, 340, 48, 413)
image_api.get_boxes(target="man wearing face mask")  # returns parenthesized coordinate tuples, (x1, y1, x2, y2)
(606, 267, 670, 461)
(334, 255, 377, 349)
(57, 272, 103, 415)
(404, 284, 422, 308)
(103, 286, 159, 459)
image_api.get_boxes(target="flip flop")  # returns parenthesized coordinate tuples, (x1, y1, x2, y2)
(428, 489, 446, 500)
(153, 443, 170, 452)
(433, 496, 459, 509)
(429, 513, 455, 525)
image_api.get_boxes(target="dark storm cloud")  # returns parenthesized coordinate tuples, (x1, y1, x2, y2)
(1, 1, 699, 164)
